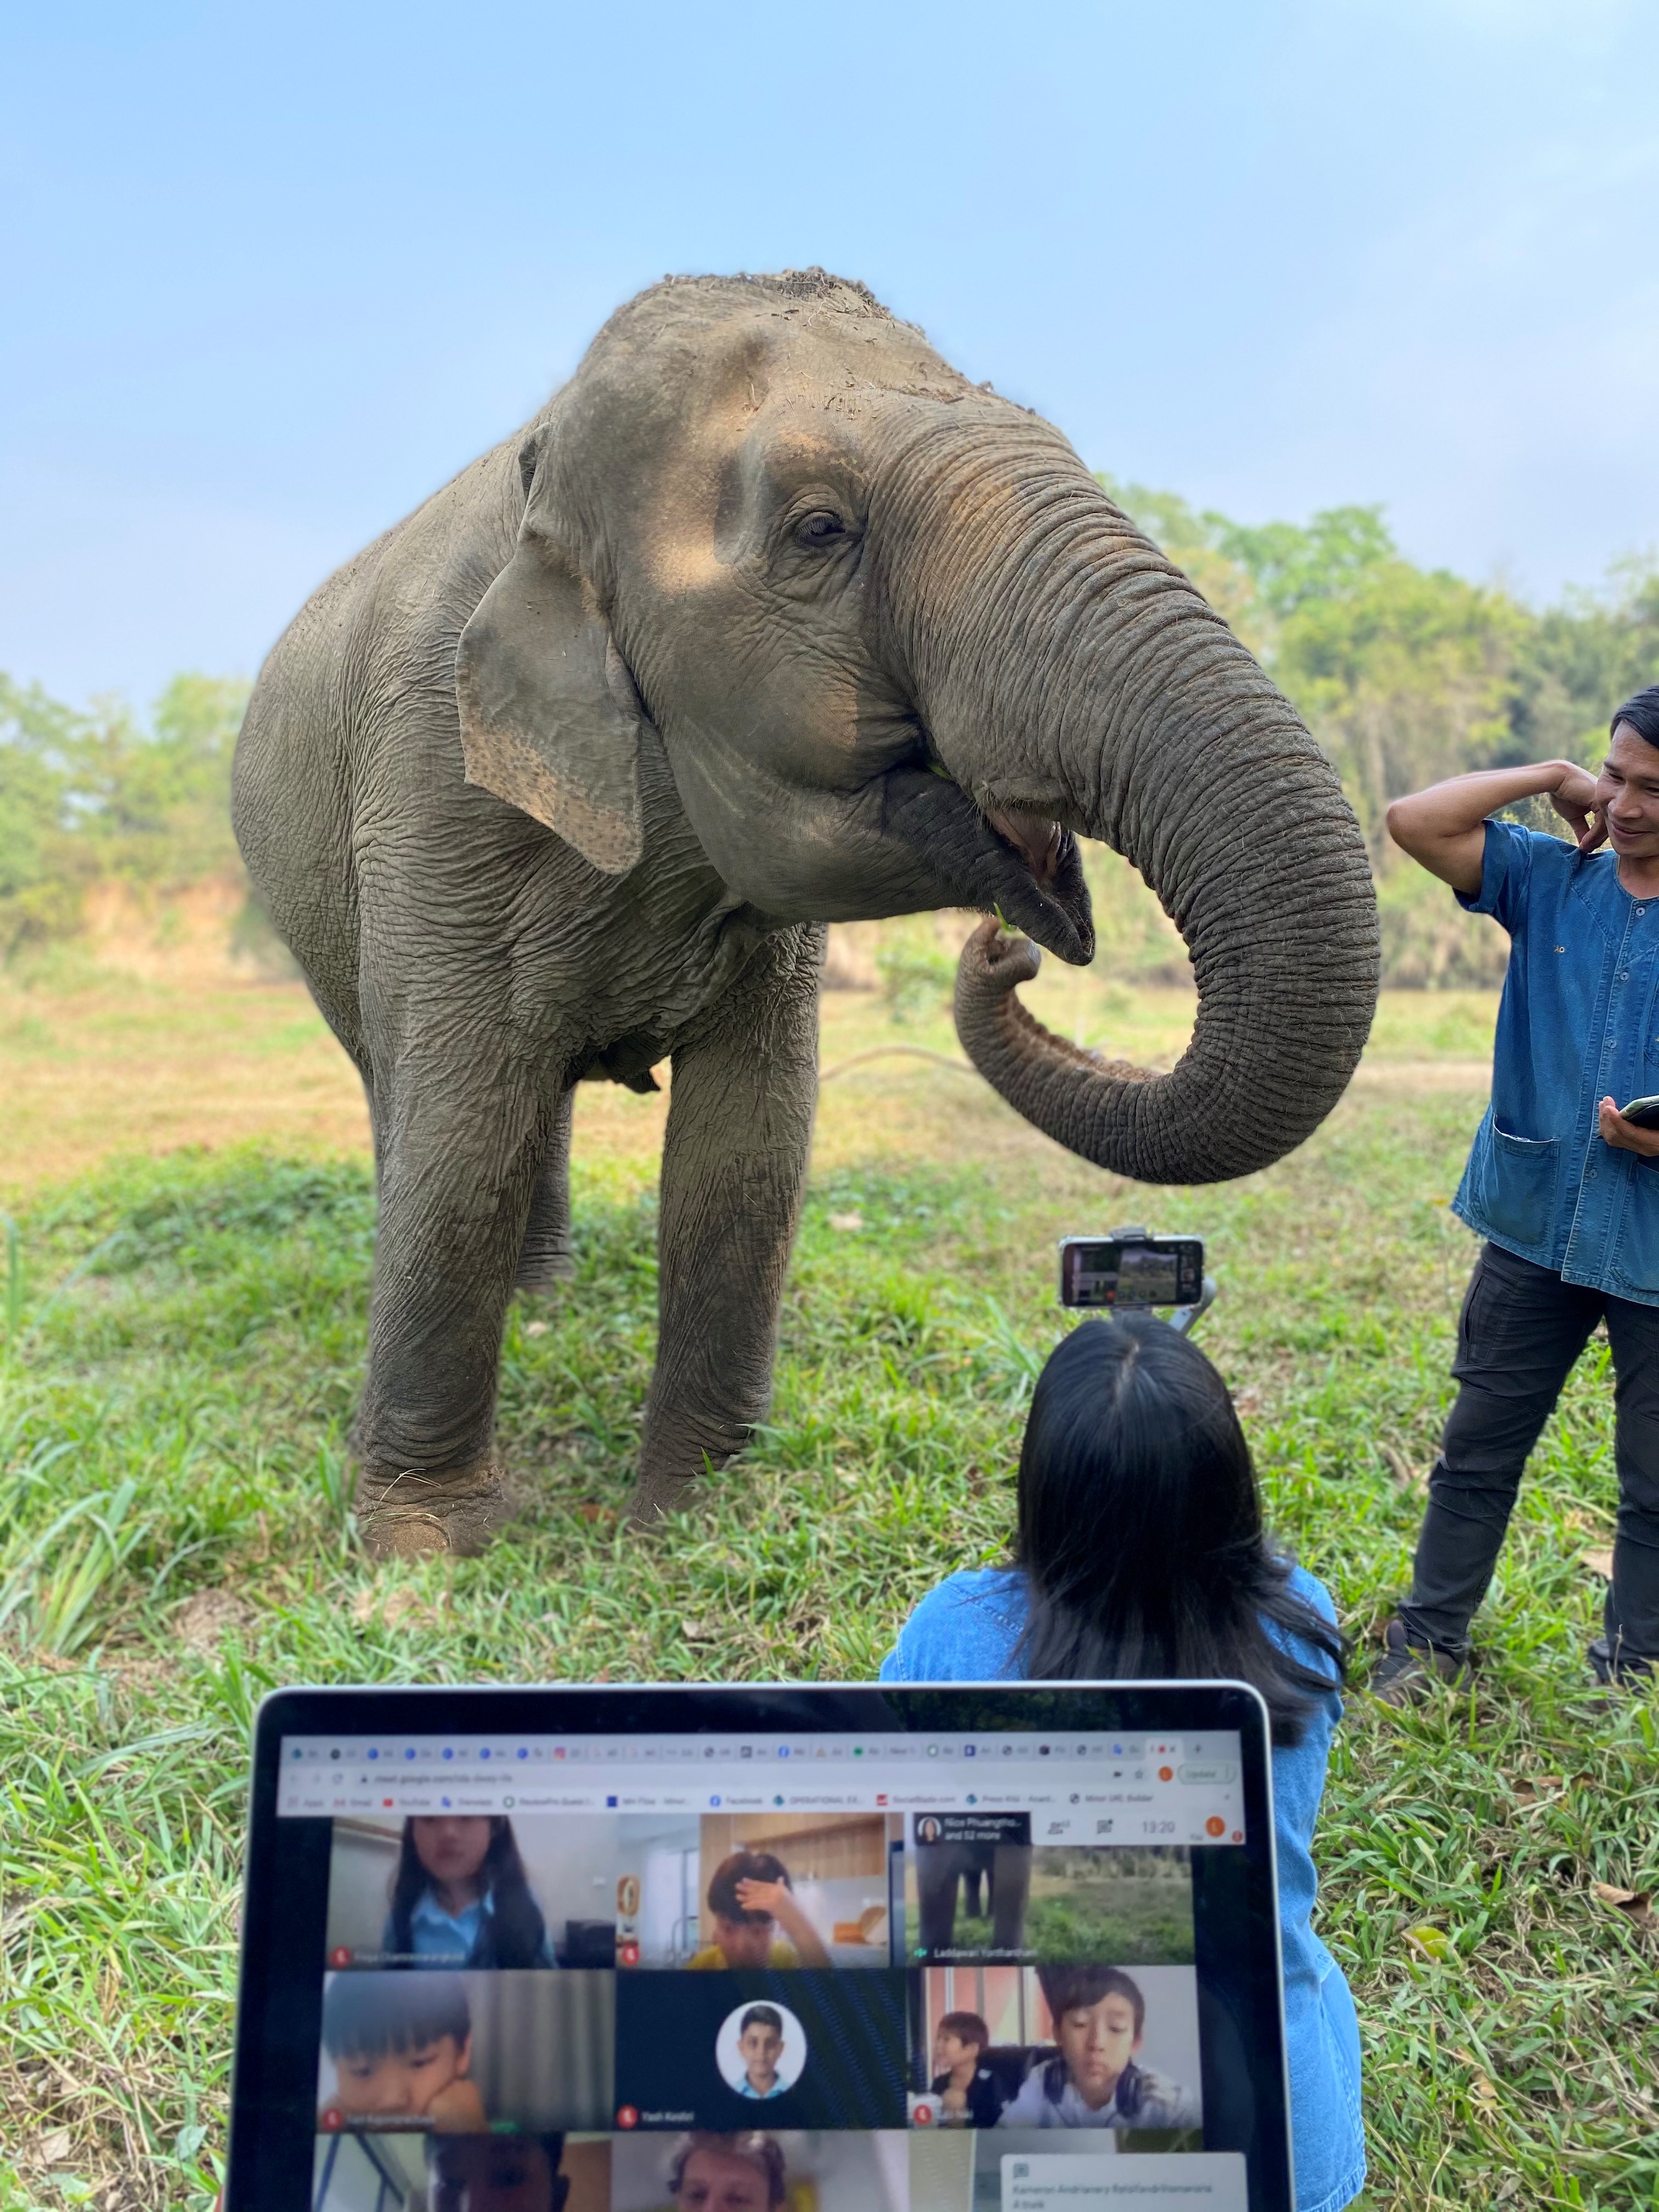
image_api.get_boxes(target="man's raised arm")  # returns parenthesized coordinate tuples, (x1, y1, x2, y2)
(1386, 760, 1603, 893)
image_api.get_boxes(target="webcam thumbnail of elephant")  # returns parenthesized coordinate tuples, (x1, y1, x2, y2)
(609, 2130, 911, 2212)
(315, 1971, 614, 2132)
(616, 1812, 900, 1970)
(906, 1822, 1195, 1969)
(326, 1814, 619, 1969)
(312, 2130, 613, 2212)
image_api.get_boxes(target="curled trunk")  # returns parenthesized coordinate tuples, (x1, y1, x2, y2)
(883, 416, 1379, 1185)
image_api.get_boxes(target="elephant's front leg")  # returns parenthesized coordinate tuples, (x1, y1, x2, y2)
(353, 1054, 547, 1560)
(630, 935, 820, 1520)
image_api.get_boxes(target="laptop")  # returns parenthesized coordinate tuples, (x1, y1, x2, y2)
(228, 1680, 1292, 2212)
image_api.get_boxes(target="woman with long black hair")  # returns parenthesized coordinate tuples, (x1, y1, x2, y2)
(880, 1316, 1364, 2212)
(383, 1814, 554, 1969)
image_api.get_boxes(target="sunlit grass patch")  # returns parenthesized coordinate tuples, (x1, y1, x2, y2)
(1, 1108, 1655, 2211)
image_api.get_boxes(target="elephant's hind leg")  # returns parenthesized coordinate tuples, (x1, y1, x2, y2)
(514, 1089, 575, 1292)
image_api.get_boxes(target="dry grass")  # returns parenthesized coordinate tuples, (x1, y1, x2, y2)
(0, 951, 1498, 1201)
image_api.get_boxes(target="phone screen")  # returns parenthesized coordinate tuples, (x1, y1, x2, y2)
(1059, 1238, 1204, 1308)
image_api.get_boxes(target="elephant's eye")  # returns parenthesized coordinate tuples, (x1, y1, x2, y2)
(794, 509, 848, 549)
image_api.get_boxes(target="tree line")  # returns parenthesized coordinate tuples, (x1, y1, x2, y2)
(2, 492, 1655, 981)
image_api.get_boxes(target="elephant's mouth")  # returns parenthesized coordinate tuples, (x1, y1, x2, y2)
(873, 766, 1094, 964)
(987, 805, 1065, 885)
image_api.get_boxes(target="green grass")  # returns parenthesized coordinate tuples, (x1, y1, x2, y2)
(1, 1100, 1656, 2210)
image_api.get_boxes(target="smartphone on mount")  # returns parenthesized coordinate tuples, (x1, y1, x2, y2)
(1058, 1228, 1205, 1310)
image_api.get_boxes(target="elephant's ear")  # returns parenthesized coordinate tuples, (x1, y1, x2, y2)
(455, 531, 645, 876)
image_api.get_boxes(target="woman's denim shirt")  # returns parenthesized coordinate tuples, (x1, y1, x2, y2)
(879, 1564, 1366, 2212)
(1453, 819, 1659, 1303)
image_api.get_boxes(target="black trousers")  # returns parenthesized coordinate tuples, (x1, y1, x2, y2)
(1398, 1240, 1659, 1666)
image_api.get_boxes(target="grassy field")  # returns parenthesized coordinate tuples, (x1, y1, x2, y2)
(1, 956, 1655, 2211)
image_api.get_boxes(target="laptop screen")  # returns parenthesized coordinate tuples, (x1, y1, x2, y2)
(270, 1721, 1262, 2212)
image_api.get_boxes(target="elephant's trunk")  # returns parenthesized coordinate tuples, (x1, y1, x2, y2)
(882, 414, 1380, 1185)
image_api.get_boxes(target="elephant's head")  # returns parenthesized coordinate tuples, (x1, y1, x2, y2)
(456, 270, 1379, 1183)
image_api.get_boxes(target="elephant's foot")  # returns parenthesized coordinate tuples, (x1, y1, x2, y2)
(627, 1451, 737, 1525)
(354, 1457, 514, 1561)
(626, 1470, 697, 1524)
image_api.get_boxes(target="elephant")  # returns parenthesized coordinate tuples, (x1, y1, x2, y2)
(232, 268, 1379, 1559)
(913, 1836, 1031, 1955)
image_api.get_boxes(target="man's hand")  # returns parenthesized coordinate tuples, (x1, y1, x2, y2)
(1550, 765, 1606, 854)
(1599, 1097, 1659, 1157)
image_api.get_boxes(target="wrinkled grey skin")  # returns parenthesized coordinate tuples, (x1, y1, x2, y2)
(234, 270, 1378, 1556)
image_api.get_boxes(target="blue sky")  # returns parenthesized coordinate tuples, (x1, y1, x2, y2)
(3, 0, 1656, 706)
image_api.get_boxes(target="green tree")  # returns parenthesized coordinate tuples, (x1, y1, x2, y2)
(1274, 560, 1522, 863)
(0, 672, 248, 957)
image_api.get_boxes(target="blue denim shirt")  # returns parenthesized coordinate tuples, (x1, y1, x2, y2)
(879, 1565, 1365, 2212)
(1452, 821, 1659, 1303)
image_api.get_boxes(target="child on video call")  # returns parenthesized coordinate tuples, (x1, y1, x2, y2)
(733, 2005, 787, 2099)
(383, 1814, 552, 1969)
(320, 1971, 486, 2130)
(930, 2009, 1005, 2126)
(881, 1316, 1365, 2211)
(424, 2131, 575, 2212)
(687, 1850, 830, 1968)
(998, 1966, 1197, 2129)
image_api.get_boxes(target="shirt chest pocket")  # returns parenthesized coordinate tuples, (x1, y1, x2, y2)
(1480, 1124, 1562, 1249)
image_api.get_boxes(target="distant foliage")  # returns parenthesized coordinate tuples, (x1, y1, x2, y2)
(5, 489, 1657, 984)
(0, 672, 247, 957)
(875, 916, 956, 1022)
(1097, 476, 1658, 859)
(1095, 477, 1656, 984)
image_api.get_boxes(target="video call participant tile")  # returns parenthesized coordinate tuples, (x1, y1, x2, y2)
(616, 1810, 900, 1971)
(906, 1813, 1034, 1964)
(611, 2130, 912, 2211)
(311, 2129, 613, 2212)
(613, 1972, 907, 2131)
(906, 1821, 1197, 1969)
(907, 1965, 1203, 2134)
(325, 1813, 618, 1970)
(314, 1970, 614, 2134)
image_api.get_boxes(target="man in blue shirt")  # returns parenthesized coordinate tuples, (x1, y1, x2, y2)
(1376, 687, 1659, 1699)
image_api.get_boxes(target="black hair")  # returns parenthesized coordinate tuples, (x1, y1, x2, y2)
(667, 2134, 787, 2207)
(1011, 1318, 1345, 1747)
(322, 1970, 470, 2058)
(427, 2131, 565, 2167)
(388, 1815, 548, 1970)
(938, 2010, 990, 2053)
(1039, 1963, 1146, 2037)
(740, 2005, 783, 2036)
(1611, 686, 1659, 748)
(425, 2135, 568, 2212)
(706, 1850, 791, 1924)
